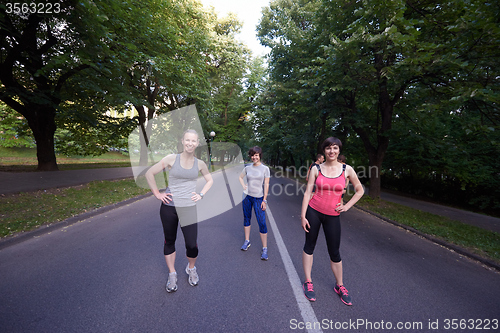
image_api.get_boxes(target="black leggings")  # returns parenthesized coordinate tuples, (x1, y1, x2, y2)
(303, 206, 342, 263)
(160, 204, 198, 258)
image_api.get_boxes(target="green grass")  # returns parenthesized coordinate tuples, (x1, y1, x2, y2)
(0, 178, 150, 238)
(350, 195, 500, 264)
(0, 147, 37, 158)
(0, 147, 131, 171)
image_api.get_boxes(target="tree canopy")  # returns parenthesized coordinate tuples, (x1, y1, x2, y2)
(255, 0, 499, 210)
(0, 0, 252, 169)
(1, 0, 498, 213)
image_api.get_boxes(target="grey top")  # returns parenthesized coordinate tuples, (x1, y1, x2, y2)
(241, 163, 270, 198)
(164, 154, 199, 207)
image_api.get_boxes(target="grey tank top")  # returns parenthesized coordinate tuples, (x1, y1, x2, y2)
(164, 154, 199, 207)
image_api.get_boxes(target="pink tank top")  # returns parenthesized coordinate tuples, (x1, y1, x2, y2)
(309, 165, 346, 216)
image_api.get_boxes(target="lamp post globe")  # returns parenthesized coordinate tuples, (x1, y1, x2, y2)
(209, 131, 216, 171)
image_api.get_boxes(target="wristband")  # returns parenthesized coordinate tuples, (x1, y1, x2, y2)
(263, 199, 267, 203)
(199, 192, 204, 199)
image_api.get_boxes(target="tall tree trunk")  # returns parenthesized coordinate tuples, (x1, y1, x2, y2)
(367, 150, 384, 199)
(350, 82, 392, 199)
(26, 105, 58, 171)
(134, 101, 157, 166)
(135, 104, 149, 166)
(349, 53, 395, 198)
(224, 85, 235, 126)
(317, 111, 328, 154)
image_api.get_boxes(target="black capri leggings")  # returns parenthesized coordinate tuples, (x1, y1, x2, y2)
(160, 204, 198, 258)
(303, 206, 342, 263)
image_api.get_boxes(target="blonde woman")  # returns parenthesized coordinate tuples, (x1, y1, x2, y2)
(146, 130, 213, 293)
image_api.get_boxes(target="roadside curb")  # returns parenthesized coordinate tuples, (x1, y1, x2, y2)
(0, 192, 153, 251)
(355, 205, 500, 272)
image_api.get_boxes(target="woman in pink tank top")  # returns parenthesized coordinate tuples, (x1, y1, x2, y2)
(300, 137, 364, 306)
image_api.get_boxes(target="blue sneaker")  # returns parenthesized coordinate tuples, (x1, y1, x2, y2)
(261, 247, 268, 260)
(303, 281, 316, 301)
(334, 284, 352, 306)
(241, 240, 251, 251)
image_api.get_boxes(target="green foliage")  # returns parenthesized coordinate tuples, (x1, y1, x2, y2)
(384, 97, 500, 211)
(255, 0, 499, 211)
(0, 102, 34, 148)
(54, 112, 136, 156)
(0, 0, 255, 167)
(378, 0, 500, 211)
(256, 0, 326, 166)
(203, 11, 253, 144)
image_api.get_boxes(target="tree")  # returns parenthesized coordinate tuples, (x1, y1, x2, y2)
(122, 0, 212, 165)
(236, 56, 268, 153)
(311, 0, 433, 198)
(203, 12, 252, 144)
(256, 0, 325, 167)
(0, 102, 34, 148)
(0, 0, 221, 169)
(256, 0, 499, 204)
(0, 0, 137, 170)
(310, 0, 499, 198)
(382, 0, 500, 210)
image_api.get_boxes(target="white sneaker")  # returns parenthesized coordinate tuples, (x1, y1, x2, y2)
(166, 272, 178, 293)
(185, 264, 199, 286)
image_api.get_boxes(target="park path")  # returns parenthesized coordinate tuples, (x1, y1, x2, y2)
(1, 166, 499, 233)
(0, 167, 135, 195)
(0, 169, 498, 332)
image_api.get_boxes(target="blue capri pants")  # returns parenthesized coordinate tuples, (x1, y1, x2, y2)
(242, 195, 267, 234)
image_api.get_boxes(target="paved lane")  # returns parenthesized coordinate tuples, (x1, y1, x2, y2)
(0, 171, 498, 332)
(0, 170, 301, 332)
(0, 167, 136, 195)
(269, 176, 499, 332)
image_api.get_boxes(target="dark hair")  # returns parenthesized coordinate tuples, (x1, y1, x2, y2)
(316, 154, 324, 160)
(248, 146, 263, 158)
(338, 154, 346, 163)
(321, 137, 342, 153)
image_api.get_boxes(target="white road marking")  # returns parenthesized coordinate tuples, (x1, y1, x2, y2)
(266, 206, 323, 333)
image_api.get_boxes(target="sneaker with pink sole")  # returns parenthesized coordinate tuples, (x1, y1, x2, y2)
(334, 284, 352, 306)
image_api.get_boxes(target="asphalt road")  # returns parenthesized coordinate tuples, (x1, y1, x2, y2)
(0, 170, 498, 332)
(0, 167, 135, 195)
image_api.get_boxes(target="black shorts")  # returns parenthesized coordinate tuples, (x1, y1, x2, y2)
(303, 206, 341, 262)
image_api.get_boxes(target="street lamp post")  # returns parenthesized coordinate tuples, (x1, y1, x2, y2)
(209, 131, 215, 171)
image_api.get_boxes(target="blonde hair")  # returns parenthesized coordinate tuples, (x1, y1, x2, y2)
(182, 129, 199, 140)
